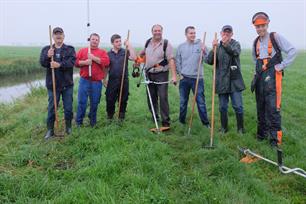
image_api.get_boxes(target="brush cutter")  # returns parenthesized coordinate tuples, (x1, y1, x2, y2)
(137, 63, 172, 134)
(238, 146, 306, 179)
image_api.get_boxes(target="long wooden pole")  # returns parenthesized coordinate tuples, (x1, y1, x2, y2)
(49, 25, 59, 129)
(117, 30, 130, 118)
(187, 32, 207, 136)
(209, 32, 218, 147)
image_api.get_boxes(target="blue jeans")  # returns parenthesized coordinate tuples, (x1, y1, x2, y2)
(47, 86, 73, 124)
(218, 91, 243, 114)
(76, 77, 102, 126)
(179, 77, 209, 125)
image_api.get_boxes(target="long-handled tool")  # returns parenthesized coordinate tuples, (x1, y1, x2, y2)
(86, 0, 94, 127)
(49, 25, 59, 130)
(137, 64, 172, 133)
(117, 30, 130, 119)
(142, 66, 160, 134)
(203, 32, 218, 149)
(187, 32, 207, 136)
(238, 147, 306, 179)
(87, 0, 92, 78)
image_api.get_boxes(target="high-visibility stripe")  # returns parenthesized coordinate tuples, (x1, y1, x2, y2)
(277, 130, 283, 145)
(275, 70, 283, 110)
(256, 35, 273, 60)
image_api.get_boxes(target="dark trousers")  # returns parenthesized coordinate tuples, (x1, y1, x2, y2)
(218, 91, 243, 114)
(106, 78, 129, 116)
(179, 77, 209, 125)
(147, 71, 170, 127)
(47, 86, 73, 125)
(76, 77, 102, 126)
(255, 61, 282, 144)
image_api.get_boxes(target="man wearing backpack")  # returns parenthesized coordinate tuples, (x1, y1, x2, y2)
(251, 12, 297, 147)
(139, 24, 177, 129)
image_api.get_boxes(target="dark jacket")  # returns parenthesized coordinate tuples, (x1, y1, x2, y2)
(40, 44, 76, 90)
(107, 48, 129, 80)
(205, 39, 245, 94)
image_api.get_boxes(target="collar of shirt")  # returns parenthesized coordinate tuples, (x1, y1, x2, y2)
(149, 39, 164, 50)
(259, 32, 269, 42)
(110, 48, 124, 54)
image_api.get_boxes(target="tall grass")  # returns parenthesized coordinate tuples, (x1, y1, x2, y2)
(0, 50, 305, 203)
(0, 47, 42, 77)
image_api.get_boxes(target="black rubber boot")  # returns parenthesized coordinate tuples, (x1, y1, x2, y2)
(44, 122, 54, 140)
(236, 113, 245, 134)
(107, 113, 114, 120)
(256, 126, 266, 141)
(65, 120, 72, 135)
(270, 131, 279, 149)
(119, 112, 125, 121)
(220, 111, 228, 134)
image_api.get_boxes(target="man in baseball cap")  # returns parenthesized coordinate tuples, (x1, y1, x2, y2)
(40, 26, 76, 139)
(205, 25, 245, 134)
(221, 25, 233, 33)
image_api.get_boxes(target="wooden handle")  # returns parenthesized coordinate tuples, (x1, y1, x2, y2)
(188, 32, 207, 131)
(210, 32, 218, 146)
(117, 30, 130, 118)
(49, 25, 59, 129)
(88, 38, 92, 77)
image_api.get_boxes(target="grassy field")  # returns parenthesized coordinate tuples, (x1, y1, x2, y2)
(0, 47, 43, 77)
(0, 50, 305, 203)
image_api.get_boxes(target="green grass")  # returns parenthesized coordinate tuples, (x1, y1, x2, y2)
(0, 50, 305, 203)
(0, 47, 42, 77)
(0, 46, 112, 77)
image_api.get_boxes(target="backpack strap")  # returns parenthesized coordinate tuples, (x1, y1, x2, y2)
(254, 33, 282, 60)
(163, 39, 168, 61)
(270, 32, 282, 55)
(270, 32, 284, 75)
(145, 38, 152, 49)
(254, 36, 260, 59)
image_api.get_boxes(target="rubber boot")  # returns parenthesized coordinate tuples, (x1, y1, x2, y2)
(236, 113, 245, 134)
(44, 122, 54, 140)
(119, 112, 125, 121)
(65, 120, 72, 135)
(220, 111, 228, 134)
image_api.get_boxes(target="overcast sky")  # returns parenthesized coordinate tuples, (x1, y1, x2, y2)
(0, 0, 305, 49)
